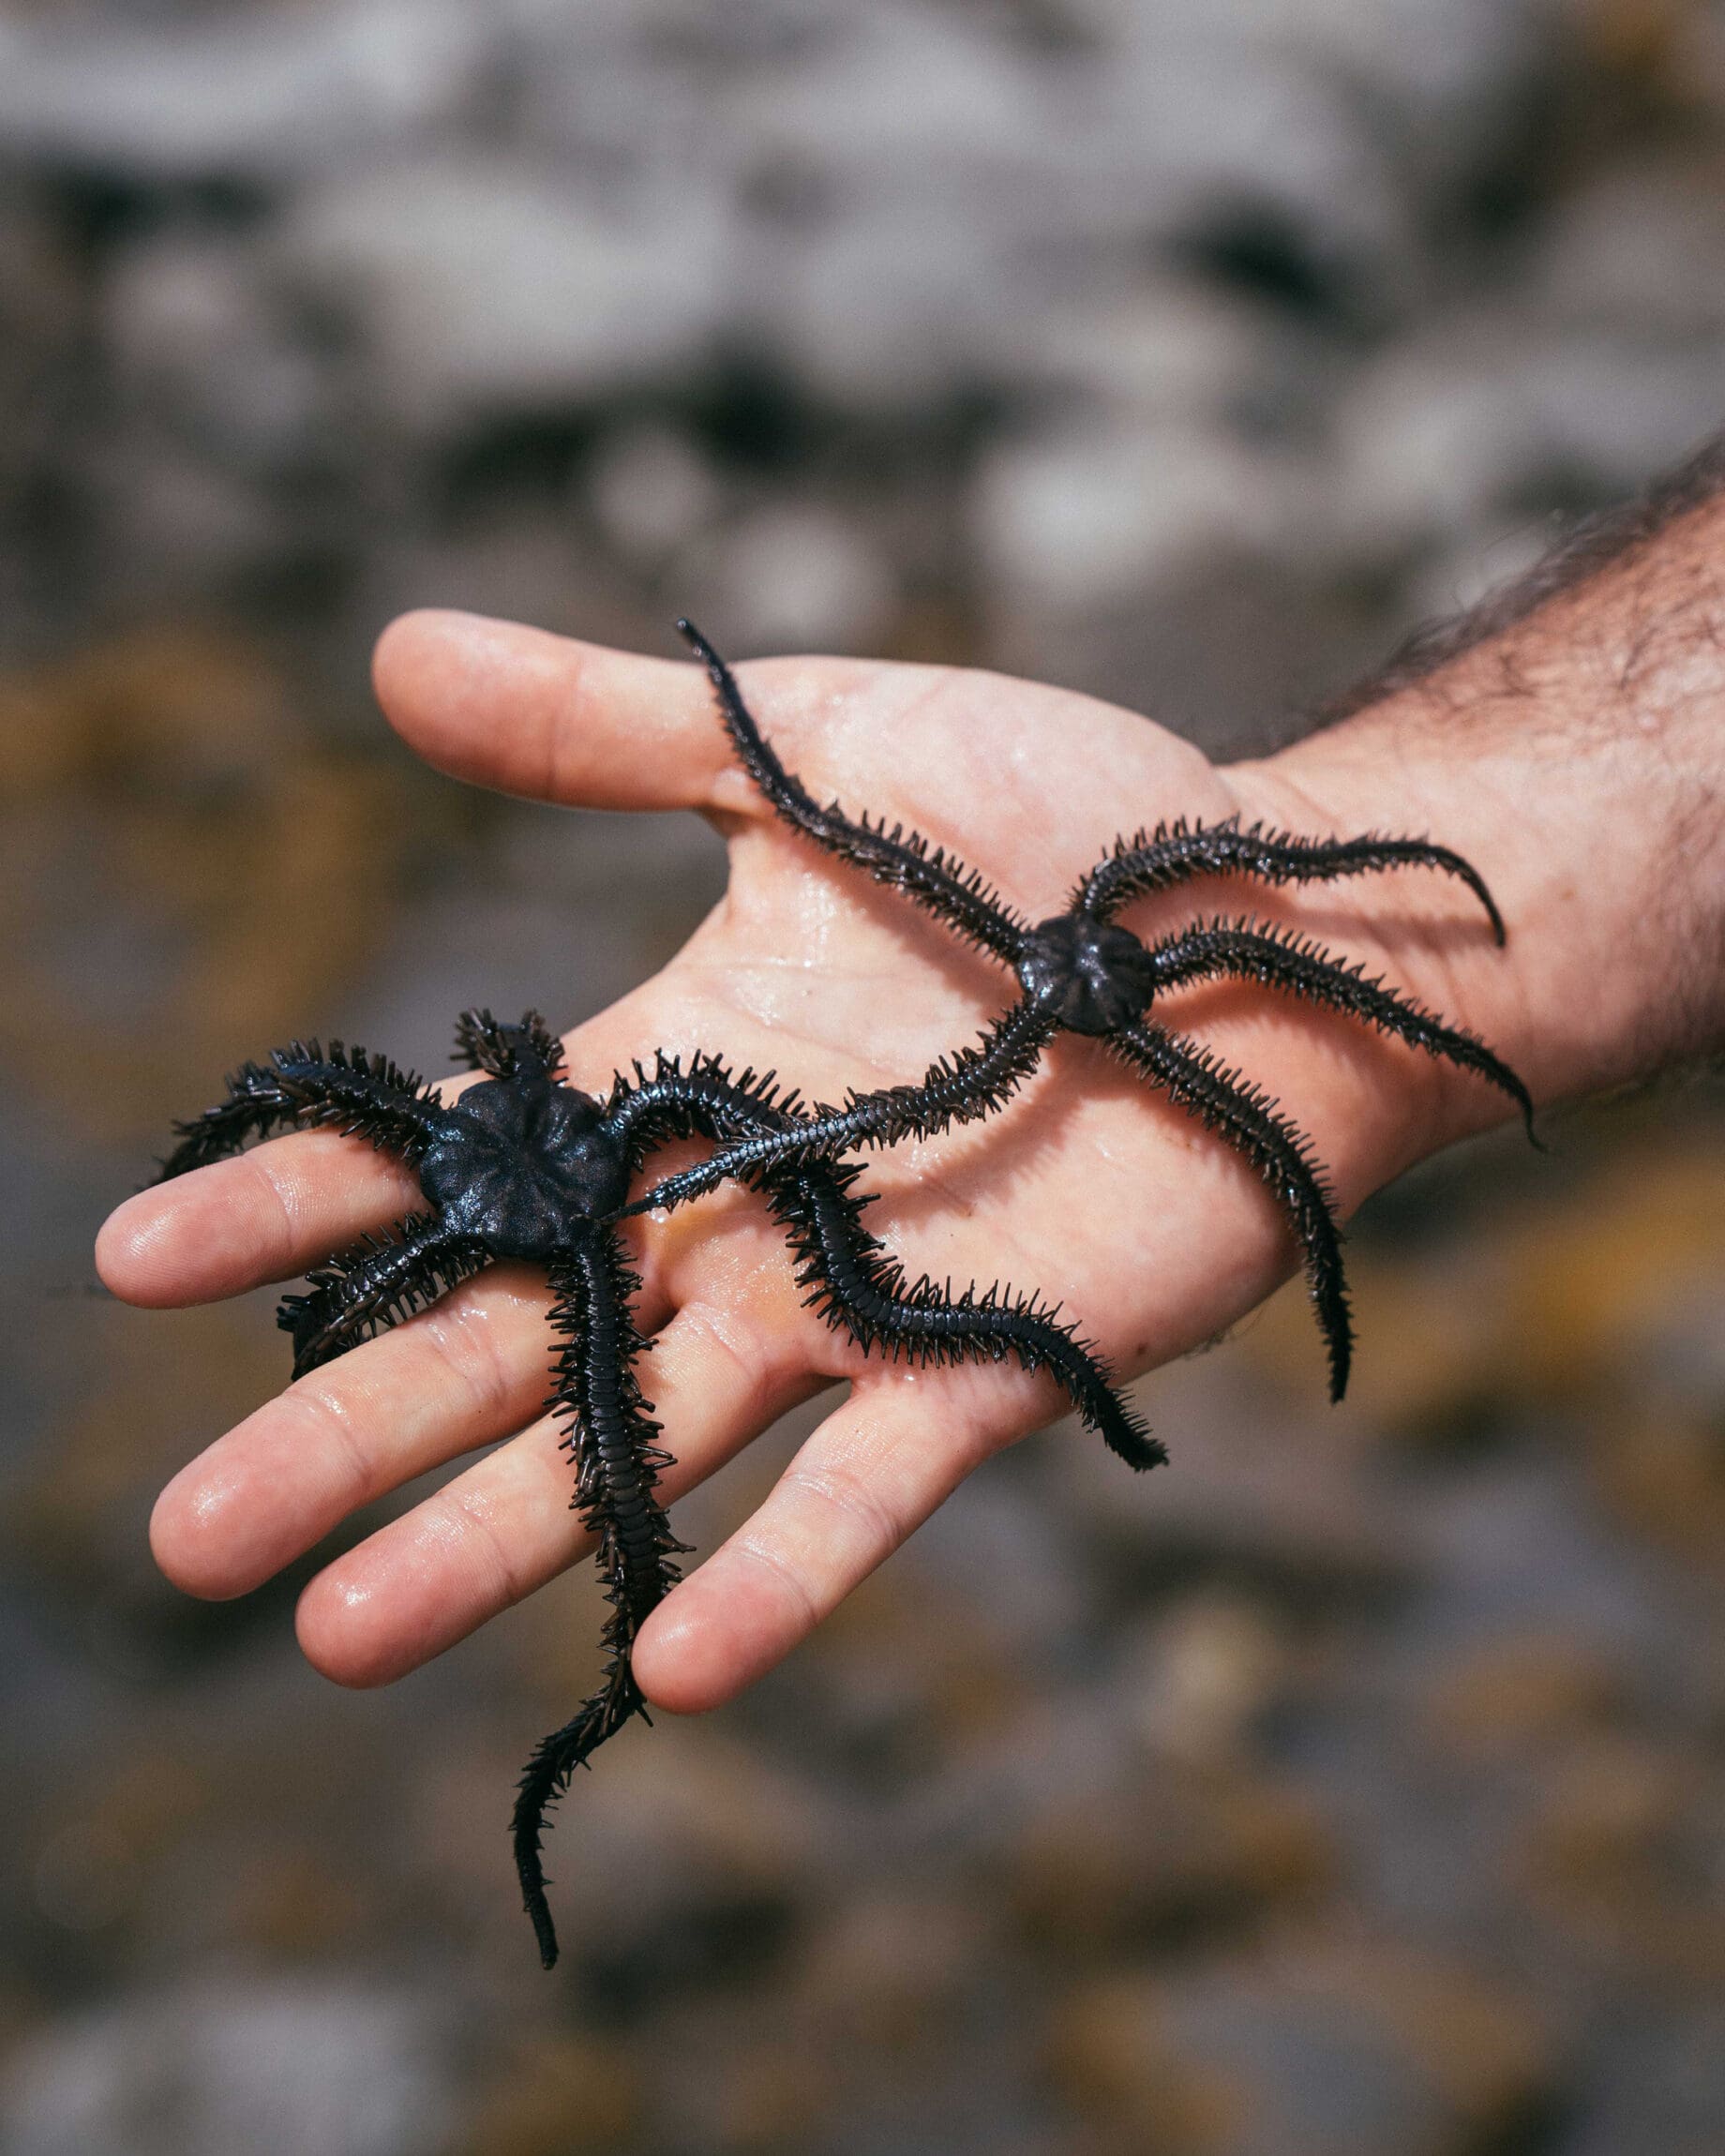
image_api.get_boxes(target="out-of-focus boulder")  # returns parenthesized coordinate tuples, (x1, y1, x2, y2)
(1045, 1942, 1552, 2156)
(676, 501, 900, 652)
(0, 0, 488, 183)
(279, 158, 734, 424)
(0, 1978, 452, 2156)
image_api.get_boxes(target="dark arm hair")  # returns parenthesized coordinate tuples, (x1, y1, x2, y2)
(1322, 431, 1725, 722)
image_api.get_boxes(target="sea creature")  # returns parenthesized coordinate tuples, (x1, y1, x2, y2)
(157, 1007, 1149, 1967)
(625, 621, 1536, 1404)
(155, 619, 1531, 1968)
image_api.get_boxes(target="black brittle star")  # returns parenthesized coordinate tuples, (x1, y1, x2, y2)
(627, 621, 1537, 1405)
(157, 1008, 1152, 1968)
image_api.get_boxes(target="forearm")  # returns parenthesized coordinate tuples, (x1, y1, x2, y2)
(1236, 447, 1725, 1121)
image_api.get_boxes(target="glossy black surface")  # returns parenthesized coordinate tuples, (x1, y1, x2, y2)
(1016, 913, 1161, 1034)
(418, 1074, 630, 1259)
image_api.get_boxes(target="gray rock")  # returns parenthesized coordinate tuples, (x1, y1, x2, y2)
(0, 1979, 452, 2156)
(586, 424, 724, 571)
(280, 157, 733, 422)
(972, 412, 1308, 612)
(1077, 0, 1546, 197)
(104, 232, 344, 479)
(0, 0, 488, 182)
(676, 502, 899, 653)
(1537, 154, 1725, 337)
(1336, 316, 1725, 561)
(1566, 2008, 1725, 2156)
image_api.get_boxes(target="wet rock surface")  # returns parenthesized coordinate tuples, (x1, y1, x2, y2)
(1, 2, 1723, 2151)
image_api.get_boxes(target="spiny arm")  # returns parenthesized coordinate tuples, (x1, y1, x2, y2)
(679, 618, 1029, 964)
(602, 1050, 804, 1174)
(453, 1007, 567, 1081)
(277, 1214, 486, 1376)
(765, 1159, 1162, 1471)
(1078, 820, 1505, 943)
(513, 1232, 686, 1972)
(158, 1042, 443, 1178)
(1148, 919, 1537, 1139)
(616, 1000, 1056, 1220)
(1111, 1022, 1354, 1400)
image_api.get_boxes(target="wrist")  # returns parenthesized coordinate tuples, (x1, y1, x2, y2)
(1236, 607, 1725, 1128)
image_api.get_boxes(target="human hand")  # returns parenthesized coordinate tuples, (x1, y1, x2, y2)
(95, 607, 1574, 1717)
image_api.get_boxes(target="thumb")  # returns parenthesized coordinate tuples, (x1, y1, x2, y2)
(371, 608, 729, 812)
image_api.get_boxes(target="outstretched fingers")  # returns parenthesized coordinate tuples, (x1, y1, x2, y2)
(292, 1295, 820, 1687)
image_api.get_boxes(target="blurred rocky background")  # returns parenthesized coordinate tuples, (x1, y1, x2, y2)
(1, 1, 1723, 2151)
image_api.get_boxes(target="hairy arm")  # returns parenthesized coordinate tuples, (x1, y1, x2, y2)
(1250, 437, 1725, 1119)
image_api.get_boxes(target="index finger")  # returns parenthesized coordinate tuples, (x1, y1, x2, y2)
(96, 1131, 422, 1308)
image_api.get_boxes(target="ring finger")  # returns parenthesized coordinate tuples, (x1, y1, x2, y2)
(293, 1291, 825, 1686)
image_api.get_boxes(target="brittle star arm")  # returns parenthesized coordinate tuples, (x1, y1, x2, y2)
(158, 1042, 444, 1177)
(608, 1061, 1149, 1456)
(609, 1071, 1151, 1461)
(1078, 821, 1506, 943)
(453, 1007, 567, 1081)
(1145, 920, 1538, 1137)
(617, 999, 1058, 1220)
(764, 1160, 1162, 1472)
(513, 1127, 1155, 1968)
(1109, 1022, 1354, 1400)
(513, 1226, 685, 1973)
(678, 618, 1030, 964)
(276, 1213, 487, 1377)
(606, 1067, 1148, 1446)
(601, 1050, 806, 1169)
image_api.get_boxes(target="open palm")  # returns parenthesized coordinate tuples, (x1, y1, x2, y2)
(97, 610, 1520, 1717)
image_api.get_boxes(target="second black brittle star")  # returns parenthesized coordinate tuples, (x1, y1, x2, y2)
(157, 1008, 1152, 1969)
(626, 622, 1538, 1402)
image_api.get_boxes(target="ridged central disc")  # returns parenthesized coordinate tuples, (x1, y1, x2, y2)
(418, 1079, 630, 1258)
(1016, 913, 1158, 1034)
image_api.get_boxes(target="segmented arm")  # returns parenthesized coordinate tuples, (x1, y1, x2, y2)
(1079, 819, 1506, 944)
(513, 1230, 687, 1973)
(616, 999, 1056, 1219)
(158, 1041, 444, 1178)
(603, 1050, 804, 1174)
(453, 1007, 567, 1081)
(276, 1214, 487, 1376)
(679, 618, 1030, 964)
(766, 1159, 1162, 1470)
(1111, 1022, 1354, 1400)
(1147, 920, 1538, 1139)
